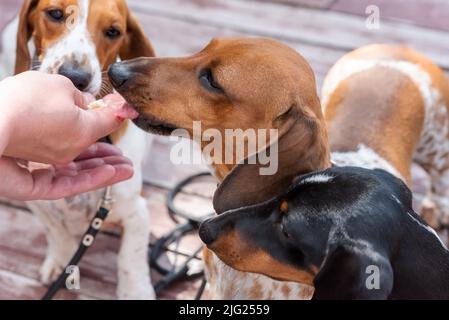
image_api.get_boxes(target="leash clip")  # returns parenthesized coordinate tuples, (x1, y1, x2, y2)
(100, 186, 114, 211)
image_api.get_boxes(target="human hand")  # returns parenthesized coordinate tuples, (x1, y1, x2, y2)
(0, 71, 138, 164)
(0, 143, 133, 201)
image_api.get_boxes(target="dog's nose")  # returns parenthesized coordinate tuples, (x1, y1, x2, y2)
(58, 64, 92, 91)
(198, 221, 217, 246)
(108, 62, 131, 89)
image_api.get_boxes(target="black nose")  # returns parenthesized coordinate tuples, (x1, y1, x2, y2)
(108, 62, 131, 89)
(58, 64, 92, 91)
(199, 221, 217, 246)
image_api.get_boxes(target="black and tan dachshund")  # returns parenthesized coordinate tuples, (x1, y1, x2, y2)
(199, 166, 449, 299)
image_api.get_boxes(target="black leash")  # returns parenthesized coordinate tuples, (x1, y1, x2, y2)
(41, 187, 113, 300)
(41, 170, 213, 300)
(151, 171, 214, 300)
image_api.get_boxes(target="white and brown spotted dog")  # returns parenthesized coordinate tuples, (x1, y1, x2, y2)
(107, 38, 449, 300)
(0, 0, 156, 299)
(322, 45, 449, 230)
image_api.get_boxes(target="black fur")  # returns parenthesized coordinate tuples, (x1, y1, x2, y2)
(200, 166, 449, 299)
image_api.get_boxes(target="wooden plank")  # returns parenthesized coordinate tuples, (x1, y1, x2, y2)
(135, 10, 343, 87)
(0, 183, 211, 299)
(247, 0, 336, 9)
(331, 0, 449, 32)
(0, 0, 19, 31)
(128, 0, 449, 70)
(0, 204, 118, 299)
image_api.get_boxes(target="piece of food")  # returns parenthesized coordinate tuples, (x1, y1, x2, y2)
(87, 99, 107, 110)
(87, 95, 139, 120)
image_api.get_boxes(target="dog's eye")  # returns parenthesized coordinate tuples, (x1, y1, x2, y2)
(199, 69, 224, 94)
(105, 27, 121, 39)
(46, 9, 64, 22)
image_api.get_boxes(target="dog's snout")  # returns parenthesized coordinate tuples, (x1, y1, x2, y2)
(108, 62, 131, 89)
(58, 64, 92, 91)
(199, 221, 217, 246)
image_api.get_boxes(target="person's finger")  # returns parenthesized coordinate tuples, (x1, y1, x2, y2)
(35, 165, 118, 200)
(80, 107, 125, 142)
(54, 163, 133, 198)
(73, 155, 133, 171)
(54, 161, 77, 171)
(75, 143, 123, 161)
(80, 95, 139, 141)
(103, 93, 139, 120)
(74, 89, 95, 110)
(91, 163, 134, 189)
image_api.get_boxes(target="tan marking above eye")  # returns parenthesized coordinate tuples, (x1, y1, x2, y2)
(280, 200, 289, 214)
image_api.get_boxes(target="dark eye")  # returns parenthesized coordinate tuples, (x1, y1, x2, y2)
(46, 9, 64, 22)
(105, 27, 121, 39)
(281, 223, 291, 239)
(199, 69, 224, 94)
(279, 201, 290, 238)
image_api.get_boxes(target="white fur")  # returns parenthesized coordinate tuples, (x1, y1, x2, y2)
(331, 144, 403, 180)
(1, 1, 155, 299)
(391, 194, 402, 206)
(300, 174, 333, 185)
(38, 0, 101, 94)
(328, 228, 384, 263)
(206, 253, 314, 300)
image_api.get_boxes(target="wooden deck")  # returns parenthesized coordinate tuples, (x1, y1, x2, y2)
(1, 0, 449, 299)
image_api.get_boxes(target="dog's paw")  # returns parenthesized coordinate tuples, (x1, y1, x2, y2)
(40, 256, 64, 285)
(117, 284, 156, 300)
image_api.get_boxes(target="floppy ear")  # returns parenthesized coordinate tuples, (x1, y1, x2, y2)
(15, 0, 39, 74)
(120, 13, 155, 60)
(312, 245, 393, 300)
(213, 104, 329, 214)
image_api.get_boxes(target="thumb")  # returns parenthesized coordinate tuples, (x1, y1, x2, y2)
(80, 106, 124, 141)
(79, 93, 139, 141)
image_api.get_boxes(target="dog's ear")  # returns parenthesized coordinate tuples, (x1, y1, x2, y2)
(15, 0, 39, 74)
(312, 245, 393, 300)
(120, 13, 155, 60)
(213, 103, 329, 214)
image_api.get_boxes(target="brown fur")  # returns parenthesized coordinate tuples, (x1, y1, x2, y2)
(109, 120, 129, 144)
(111, 38, 331, 299)
(112, 39, 449, 298)
(114, 38, 331, 211)
(208, 228, 316, 285)
(325, 45, 449, 185)
(325, 66, 424, 183)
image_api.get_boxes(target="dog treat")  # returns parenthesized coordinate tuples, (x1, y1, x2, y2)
(87, 99, 107, 110)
